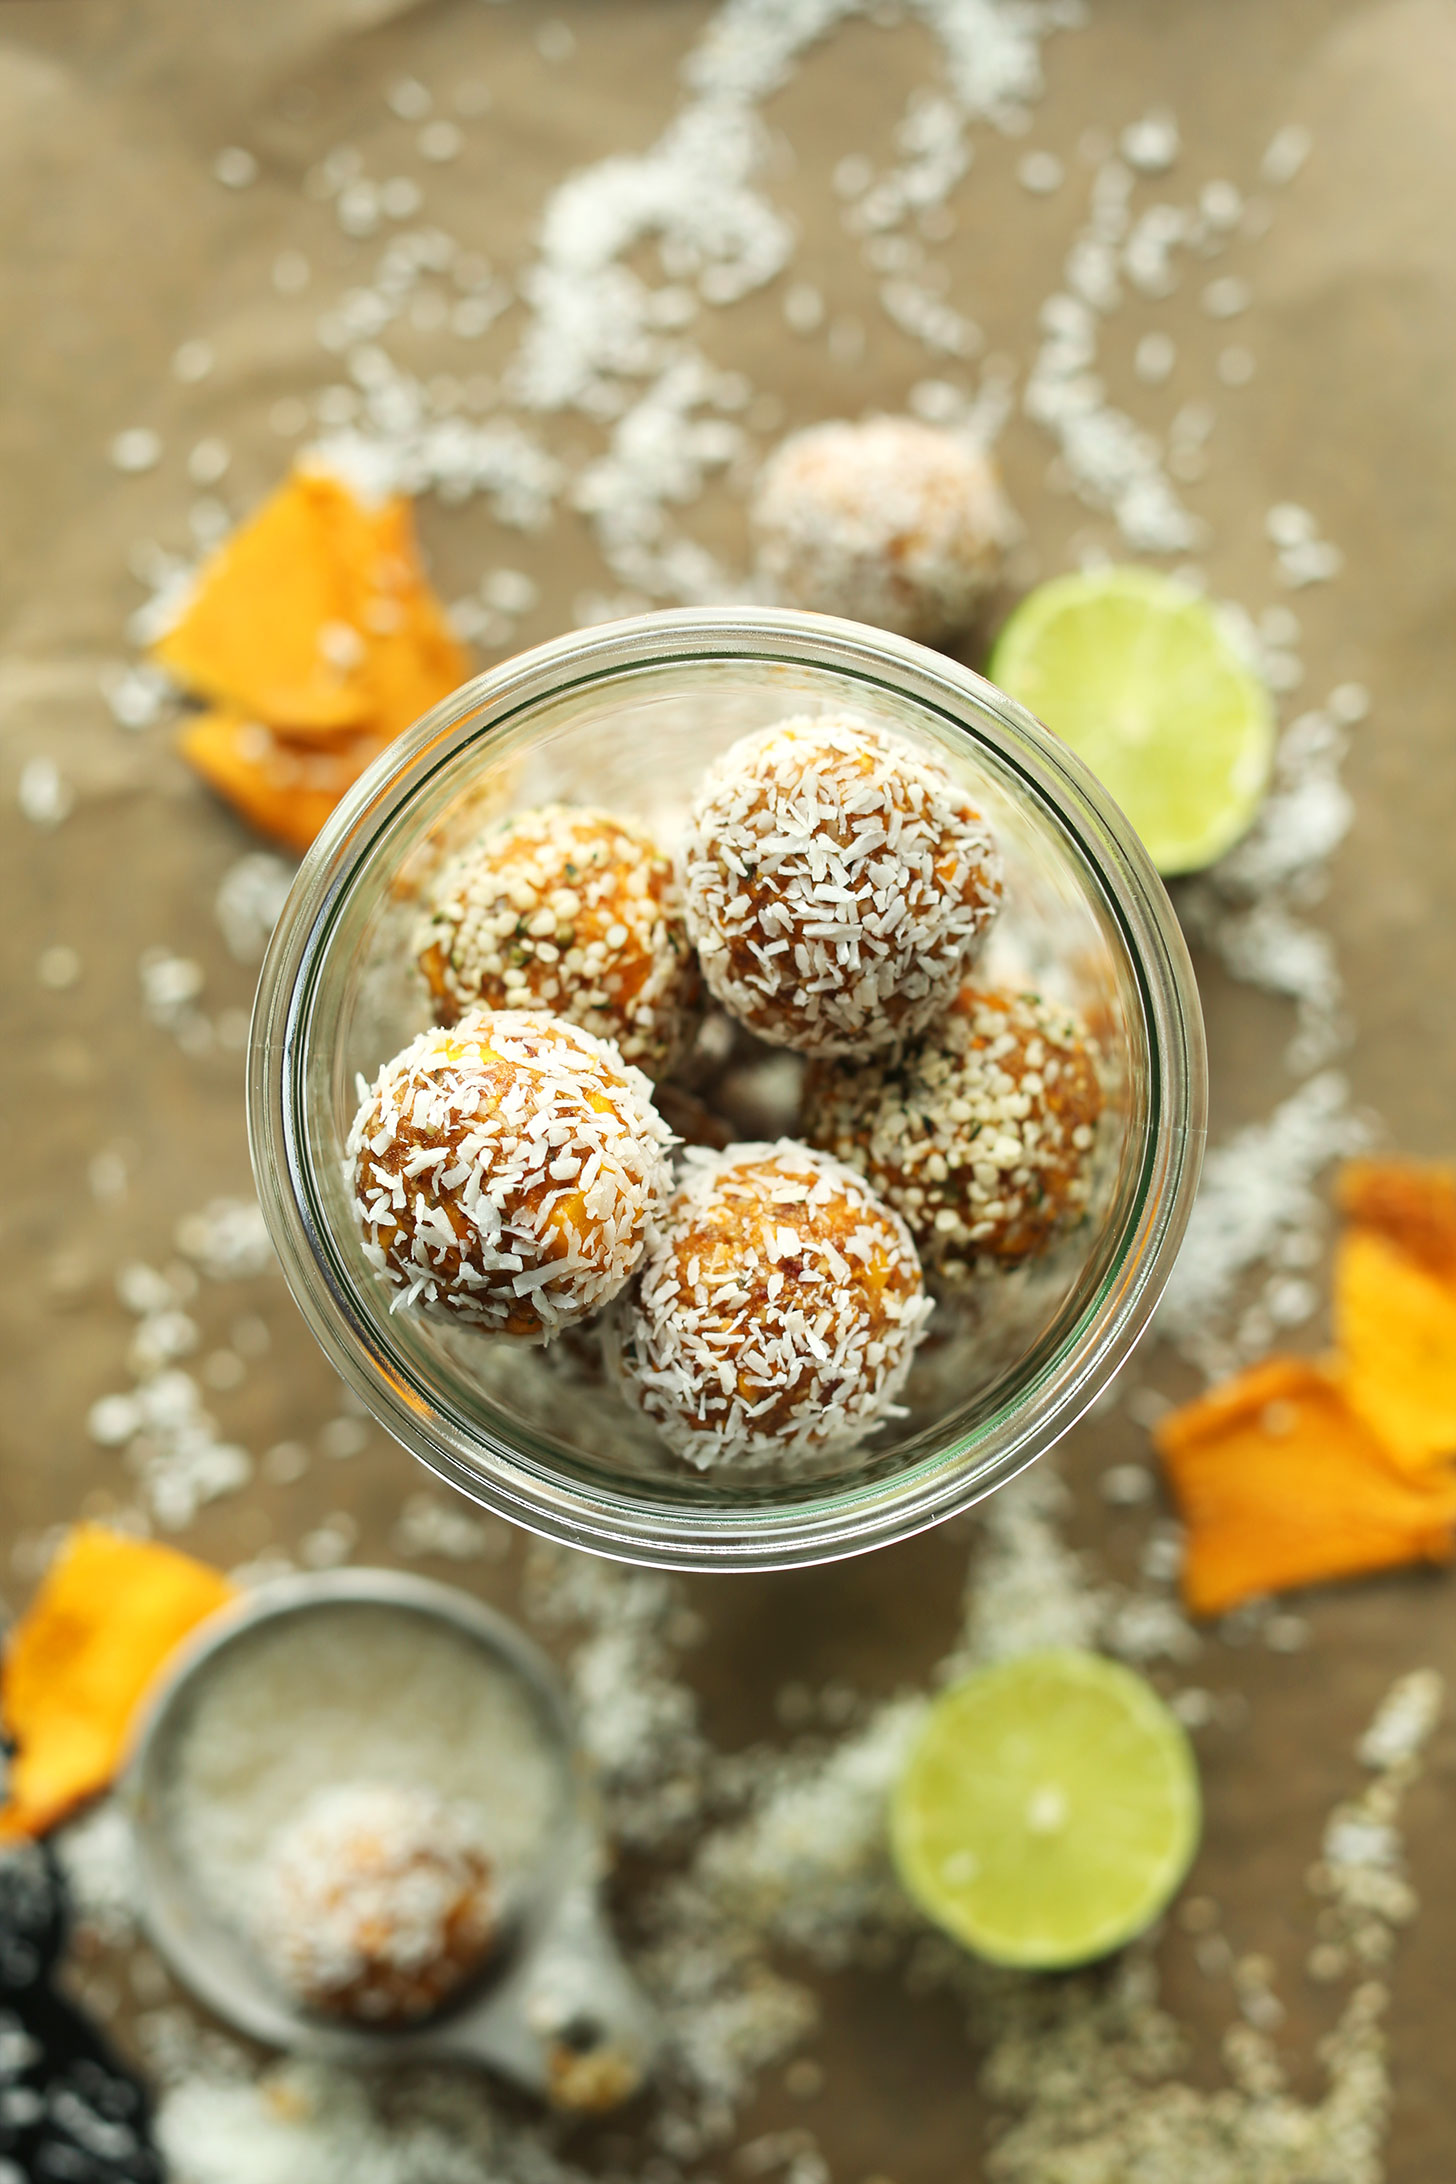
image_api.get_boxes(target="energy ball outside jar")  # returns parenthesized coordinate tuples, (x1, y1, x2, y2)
(347, 1009, 675, 1338)
(611, 1139, 933, 1470)
(417, 805, 700, 1078)
(256, 1783, 497, 2024)
(803, 986, 1103, 1282)
(680, 714, 1001, 1060)
(751, 416, 1007, 646)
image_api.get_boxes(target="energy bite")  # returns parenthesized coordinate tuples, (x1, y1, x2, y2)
(611, 1139, 932, 1469)
(751, 416, 1007, 646)
(417, 804, 699, 1077)
(679, 714, 1001, 1060)
(256, 1783, 496, 2024)
(347, 1009, 675, 1337)
(803, 986, 1102, 1281)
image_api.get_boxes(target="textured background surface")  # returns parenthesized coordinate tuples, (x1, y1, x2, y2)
(2, 2, 1455, 2176)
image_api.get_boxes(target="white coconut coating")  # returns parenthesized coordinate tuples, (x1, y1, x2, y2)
(679, 714, 1001, 1059)
(751, 416, 1007, 645)
(256, 1783, 496, 2024)
(347, 1009, 676, 1339)
(611, 1139, 932, 1470)
(804, 985, 1103, 1282)
(417, 804, 700, 1078)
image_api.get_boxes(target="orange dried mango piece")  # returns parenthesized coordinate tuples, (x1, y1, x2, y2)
(1335, 1157, 1456, 1282)
(153, 465, 470, 742)
(0, 1526, 235, 1839)
(1332, 1227, 1456, 1475)
(1154, 1356, 1456, 1618)
(178, 709, 392, 853)
(163, 464, 470, 847)
(362, 528, 475, 742)
(153, 469, 379, 731)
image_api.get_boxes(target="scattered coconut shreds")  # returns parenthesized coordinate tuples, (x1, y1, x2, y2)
(391, 1489, 510, 1564)
(521, 1543, 710, 1850)
(125, 1540, 1439, 2182)
(1156, 1071, 1376, 1379)
(215, 851, 298, 964)
(53, 1800, 145, 1949)
(1179, 686, 1364, 1072)
(54, 0, 1424, 2174)
(79, 1234, 282, 1532)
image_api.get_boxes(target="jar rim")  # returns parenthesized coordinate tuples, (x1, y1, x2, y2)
(248, 606, 1206, 1571)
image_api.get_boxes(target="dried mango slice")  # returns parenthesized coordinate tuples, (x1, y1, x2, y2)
(1333, 1227, 1456, 1474)
(153, 465, 469, 742)
(346, 493, 471, 742)
(0, 1526, 235, 1839)
(154, 469, 379, 731)
(178, 709, 392, 853)
(1154, 1357, 1456, 1617)
(1336, 1157, 1456, 1282)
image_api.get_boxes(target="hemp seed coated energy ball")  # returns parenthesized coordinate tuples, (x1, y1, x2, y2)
(803, 985, 1103, 1282)
(417, 804, 700, 1077)
(611, 1139, 933, 1470)
(256, 1783, 496, 2024)
(680, 714, 1002, 1059)
(751, 416, 1007, 646)
(347, 1009, 675, 1338)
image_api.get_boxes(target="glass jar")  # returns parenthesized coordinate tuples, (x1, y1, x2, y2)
(249, 607, 1205, 1572)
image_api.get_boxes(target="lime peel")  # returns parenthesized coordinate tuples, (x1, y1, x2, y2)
(989, 565, 1275, 875)
(890, 1648, 1201, 1969)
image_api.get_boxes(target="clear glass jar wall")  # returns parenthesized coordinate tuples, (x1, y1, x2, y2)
(249, 609, 1205, 1570)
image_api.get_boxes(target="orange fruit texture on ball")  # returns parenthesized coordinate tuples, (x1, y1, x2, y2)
(0, 1525, 235, 1839)
(1154, 1357, 1456, 1618)
(153, 463, 470, 849)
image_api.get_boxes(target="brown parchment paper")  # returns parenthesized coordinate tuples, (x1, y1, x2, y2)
(3, 1, 1456, 2176)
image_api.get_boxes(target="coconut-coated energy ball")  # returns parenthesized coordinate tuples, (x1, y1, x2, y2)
(611, 1139, 932, 1469)
(347, 1009, 675, 1338)
(679, 714, 1001, 1060)
(256, 1783, 496, 2024)
(803, 985, 1103, 1282)
(751, 416, 1007, 646)
(417, 805, 700, 1078)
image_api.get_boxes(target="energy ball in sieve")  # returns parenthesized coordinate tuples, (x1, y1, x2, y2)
(751, 415, 1007, 646)
(804, 985, 1103, 1282)
(417, 805, 700, 1078)
(347, 1009, 675, 1338)
(256, 1783, 497, 2024)
(679, 713, 1001, 1059)
(611, 1139, 932, 1469)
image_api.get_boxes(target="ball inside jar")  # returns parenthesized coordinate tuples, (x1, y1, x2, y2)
(256, 1783, 496, 2024)
(417, 804, 699, 1078)
(348, 1009, 675, 1338)
(803, 985, 1103, 1282)
(680, 714, 1001, 1060)
(751, 415, 1007, 646)
(611, 1138, 932, 1468)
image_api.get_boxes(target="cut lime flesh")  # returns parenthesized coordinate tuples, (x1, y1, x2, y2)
(890, 1649, 1201, 1969)
(989, 566, 1275, 875)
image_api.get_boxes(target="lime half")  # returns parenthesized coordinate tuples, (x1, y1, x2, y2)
(890, 1650, 1200, 1968)
(989, 566, 1275, 874)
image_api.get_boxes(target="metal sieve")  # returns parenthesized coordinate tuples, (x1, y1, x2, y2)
(124, 1567, 656, 2110)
